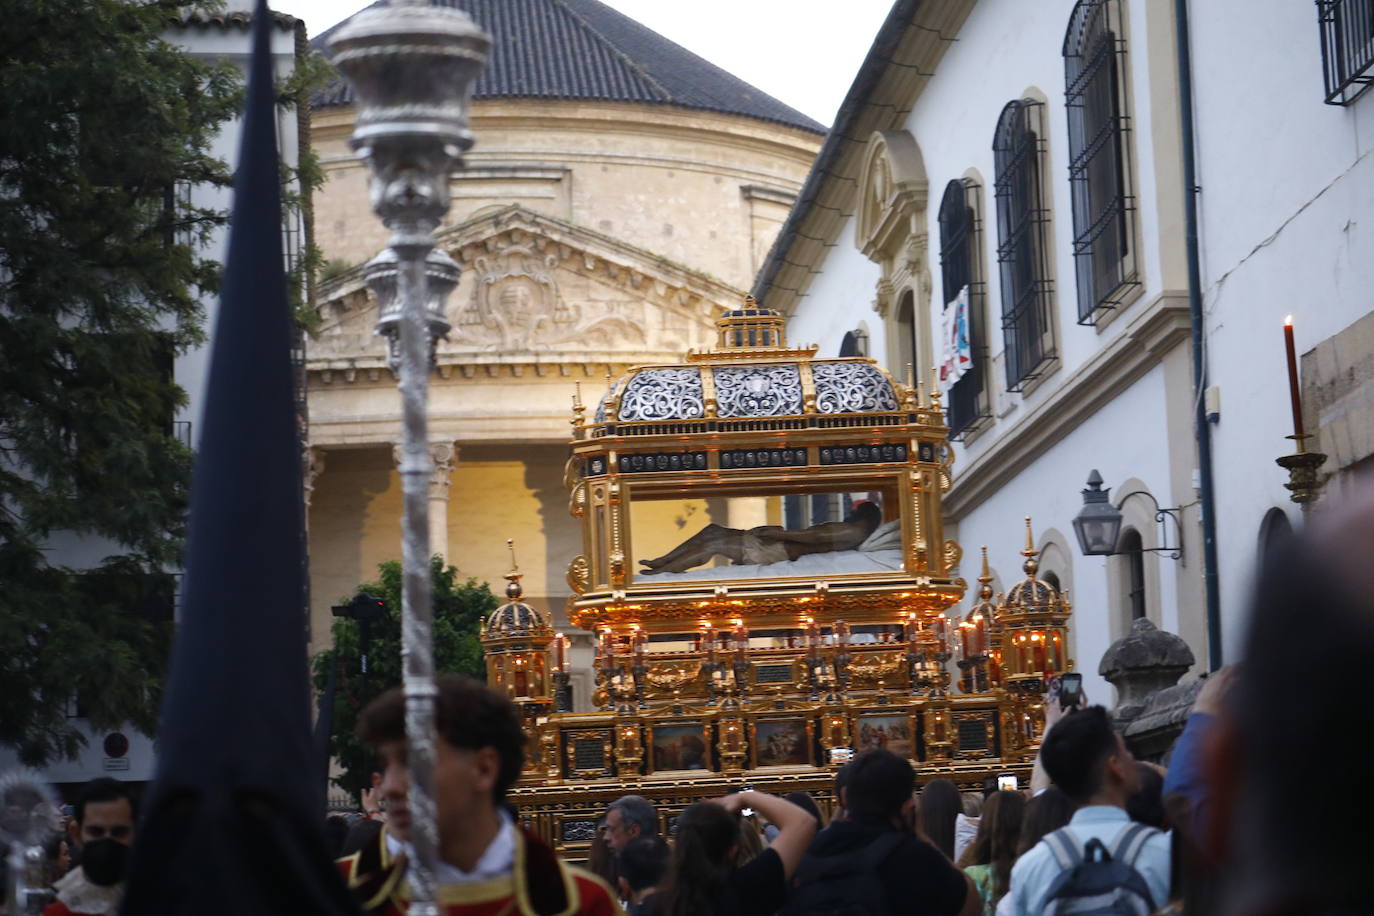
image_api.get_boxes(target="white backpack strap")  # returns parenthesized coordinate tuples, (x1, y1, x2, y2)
(1043, 827, 1083, 872)
(1109, 822, 1158, 868)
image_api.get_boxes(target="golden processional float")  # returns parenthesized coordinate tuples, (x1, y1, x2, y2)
(480, 301, 1073, 858)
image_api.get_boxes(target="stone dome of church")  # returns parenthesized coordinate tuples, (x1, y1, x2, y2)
(312, 0, 824, 134)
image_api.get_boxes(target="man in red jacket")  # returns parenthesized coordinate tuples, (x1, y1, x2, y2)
(44, 778, 135, 916)
(338, 675, 619, 916)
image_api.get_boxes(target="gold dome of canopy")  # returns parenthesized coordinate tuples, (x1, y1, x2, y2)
(590, 297, 910, 431)
(998, 519, 1071, 617)
(484, 600, 552, 639)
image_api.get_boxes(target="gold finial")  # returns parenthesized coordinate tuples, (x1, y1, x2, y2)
(929, 368, 942, 406)
(1021, 517, 1040, 576)
(570, 382, 585, 431)
(504, 538, 524, 600)
(979, 545, 994, 601)
(744, 294, 757, 308)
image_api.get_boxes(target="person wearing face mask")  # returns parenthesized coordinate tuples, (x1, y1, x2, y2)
(44, 778, 136, 916)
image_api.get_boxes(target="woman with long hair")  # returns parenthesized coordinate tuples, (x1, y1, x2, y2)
(956, 790, 1025, 914)
(1015, 786, 1075, 857)
(654, 789, 816, 916)
(918, 778, 963, 860)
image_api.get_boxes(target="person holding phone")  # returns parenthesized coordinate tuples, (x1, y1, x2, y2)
(653, 788, 816, 916)
(1029, 675, 1087, 796)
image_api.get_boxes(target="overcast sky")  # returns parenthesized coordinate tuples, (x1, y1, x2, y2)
(269, 0, 893, 126)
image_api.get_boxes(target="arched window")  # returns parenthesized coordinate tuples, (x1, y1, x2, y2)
(839, 328, 869, 358)
(938, 179, 989, 438)
(1043, 570, 1061, 593)
(1063, 0, 1136, 324)
(1258, 507, 1294, 560)
(993, 100, 1054, 390)
(1119, 528, 1146, 621)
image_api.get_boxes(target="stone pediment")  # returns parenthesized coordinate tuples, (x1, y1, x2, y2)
(309, 206, 738, 373)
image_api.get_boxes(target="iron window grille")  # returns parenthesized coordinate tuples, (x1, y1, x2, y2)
(938, 179, 991, 439)
(994, 99, 1056, 391)
(1064, 0, 1138, 325)
(1319, 0, 1374, 105)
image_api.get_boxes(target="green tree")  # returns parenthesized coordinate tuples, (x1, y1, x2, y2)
(312, 557, 496, 794)
(0, 0, 247, 764)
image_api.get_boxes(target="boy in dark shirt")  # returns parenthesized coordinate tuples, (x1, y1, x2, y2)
(783, 749, 980, 916)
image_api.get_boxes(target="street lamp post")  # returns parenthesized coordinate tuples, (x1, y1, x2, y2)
(327, 5, 490, 912)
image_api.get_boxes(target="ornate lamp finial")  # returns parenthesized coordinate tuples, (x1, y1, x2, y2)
(743, 294, 757, 308)
(504, 538, 523, 600)
(1021, 517, 1039, 576)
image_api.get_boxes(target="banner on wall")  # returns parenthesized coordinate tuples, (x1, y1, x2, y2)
(939, 285, 973, 390)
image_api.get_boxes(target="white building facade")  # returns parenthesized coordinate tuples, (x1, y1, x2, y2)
(757, 0, 1374, 701)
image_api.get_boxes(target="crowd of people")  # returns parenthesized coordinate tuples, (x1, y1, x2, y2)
(14, 493, 1374, 915)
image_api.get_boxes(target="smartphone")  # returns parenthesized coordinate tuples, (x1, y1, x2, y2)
(1059, 672, 1083, 710)
(996, 774, 1018, 792)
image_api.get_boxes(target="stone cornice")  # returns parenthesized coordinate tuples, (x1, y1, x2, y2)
(944, 292, 1192, 518)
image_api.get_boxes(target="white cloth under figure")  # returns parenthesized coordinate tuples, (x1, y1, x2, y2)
(939, 285, 973, 390)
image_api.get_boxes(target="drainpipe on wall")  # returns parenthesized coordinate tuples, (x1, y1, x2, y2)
(1174, 0, 1223, 671)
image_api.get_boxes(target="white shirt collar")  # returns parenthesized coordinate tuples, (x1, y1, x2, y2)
(391, 808, 517, 885)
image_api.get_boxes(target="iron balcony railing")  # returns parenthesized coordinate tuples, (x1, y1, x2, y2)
(1319, 0, 1374, 105)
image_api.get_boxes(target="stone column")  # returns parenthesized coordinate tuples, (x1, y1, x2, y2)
(394, 441, 458, 561)
(727, 497, 770, 530)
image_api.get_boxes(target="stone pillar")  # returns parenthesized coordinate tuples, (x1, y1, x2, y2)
(394, 441, 458, 560)
(727, 496, 770, 530)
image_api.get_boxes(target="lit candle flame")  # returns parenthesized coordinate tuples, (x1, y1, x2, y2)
(1285, 315, 1293, 327)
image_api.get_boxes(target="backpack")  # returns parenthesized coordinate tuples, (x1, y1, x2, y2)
(1039, 822, 1160, 915)
(784, 831, 906, 916)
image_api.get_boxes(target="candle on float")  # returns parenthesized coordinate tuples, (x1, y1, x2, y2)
(905, 613, 919, 647)
(553, 632, 566, 672)
(1284, 316, 1305, 443)
(632, 627, 647, 660)
(931, 614, 948, 645)
(599, 630, 616, 672)
(733, 619, 749, 659)
(971, 613, 988, 657)
(958, 622, 971, 661)
(806, 617, 821, 651)
(1032, 632, 1047, 672)
(835, 619, 851, 647)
